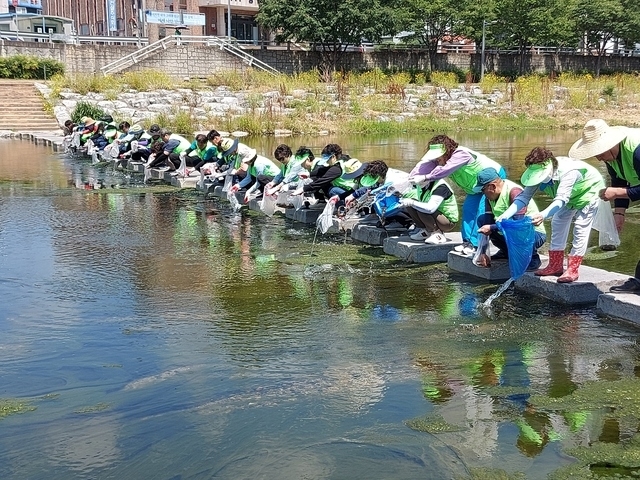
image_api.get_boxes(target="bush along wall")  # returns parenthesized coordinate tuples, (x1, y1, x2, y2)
(0, 55, 64, 80)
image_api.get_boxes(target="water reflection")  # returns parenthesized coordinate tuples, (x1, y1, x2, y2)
(1, 138, 640, 479)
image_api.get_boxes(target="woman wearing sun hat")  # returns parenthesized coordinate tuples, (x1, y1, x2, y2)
(408, 134, 506, 254)
(497, 147, 605, 283)
(569, 119, 640, 292)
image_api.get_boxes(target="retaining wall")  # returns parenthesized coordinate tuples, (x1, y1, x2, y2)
(2, 40, 640, 76)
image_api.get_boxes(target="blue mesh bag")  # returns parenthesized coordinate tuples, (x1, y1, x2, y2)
(497, 218, 535, 280)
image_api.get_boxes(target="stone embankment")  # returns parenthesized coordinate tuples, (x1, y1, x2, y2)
(32, 81, 551, 133)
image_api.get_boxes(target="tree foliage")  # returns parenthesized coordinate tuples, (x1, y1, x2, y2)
(257, 0, 640, 76)
(256, 0, 398, 75)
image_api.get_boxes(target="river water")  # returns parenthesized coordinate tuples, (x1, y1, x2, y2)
(1, 133, 639, 480)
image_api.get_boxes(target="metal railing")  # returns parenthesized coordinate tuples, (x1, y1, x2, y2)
(99, 35, 279, 76)
(0, 31, 147, 46)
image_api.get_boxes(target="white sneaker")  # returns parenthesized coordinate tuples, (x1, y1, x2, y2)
(410, 228, 428, 241)
(425, 232, 447, 244)
(462, 245, 476, 256)
(454, 241, 473, 253)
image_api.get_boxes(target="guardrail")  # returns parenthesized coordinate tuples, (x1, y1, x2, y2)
(0, 31, 147, 46)
(1, 31, 637, 59)
(99, 35, 280, 76)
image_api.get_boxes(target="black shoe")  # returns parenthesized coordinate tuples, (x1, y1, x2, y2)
(491, 250, 508, 260)
(526, 254, 542, 271)
(610, 278, 640, 293)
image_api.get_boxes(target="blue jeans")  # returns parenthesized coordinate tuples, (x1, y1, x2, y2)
(327, 186, 348, 199)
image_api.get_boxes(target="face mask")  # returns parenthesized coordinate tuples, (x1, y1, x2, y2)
(360, 174, 379, 187)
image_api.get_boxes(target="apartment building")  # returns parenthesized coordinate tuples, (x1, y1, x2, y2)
(41, 0, 261, 42)
(6, 0, 43, 15)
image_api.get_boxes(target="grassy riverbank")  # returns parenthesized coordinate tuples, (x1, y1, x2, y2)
(47, 69, 640, 136)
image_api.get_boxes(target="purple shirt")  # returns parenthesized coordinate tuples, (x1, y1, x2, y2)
(420, 149, 474, 181)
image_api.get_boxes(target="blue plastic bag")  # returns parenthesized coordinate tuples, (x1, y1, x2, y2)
(497, 218, 535, 280)
(372, 184, 404, 221)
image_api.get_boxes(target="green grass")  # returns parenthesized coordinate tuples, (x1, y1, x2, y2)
(47, 69, 640, 136)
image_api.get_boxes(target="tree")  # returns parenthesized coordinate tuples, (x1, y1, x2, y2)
(571, 0, 627, 75)
(396, 0, 473, 71)
(256, 0, 398, 76)
(492, 0, 577, 74)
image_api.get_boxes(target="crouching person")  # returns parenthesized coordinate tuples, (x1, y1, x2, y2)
(147, 128, 191, 171)
(229, 153, 281, 200)
(400, 162, 458, 244)
(475, 167, 546, 271)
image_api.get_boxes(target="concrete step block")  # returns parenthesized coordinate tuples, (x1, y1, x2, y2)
(515, 265, 629, 305)
(352, 223, 407, 246)
(247, 197, 284, 215)
(170, 175, 200, 188)
(211, 186, 225, 198)
(597, 293, 640, 325)
(448, 250, 512, 280)
(213, 188, 245, 204)
(285, 205, 325, 224)
(127, 161, 145, 172)
(385, 232, 463, 263)
(146, 168, 169, 180)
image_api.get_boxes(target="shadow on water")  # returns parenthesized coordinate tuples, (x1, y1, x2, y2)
(1, 138, 640, 479)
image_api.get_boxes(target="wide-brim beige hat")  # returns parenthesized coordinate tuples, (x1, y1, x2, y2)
(568, 119, 627, 160)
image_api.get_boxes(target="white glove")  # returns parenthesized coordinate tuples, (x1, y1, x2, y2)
(400, 198, 416, 208)
(179, 151, 187, 160)
(409, 175, 428, 186)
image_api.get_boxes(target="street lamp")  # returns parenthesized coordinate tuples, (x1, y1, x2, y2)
(480, 20, 497, 81)
(227, 0, 231, 38)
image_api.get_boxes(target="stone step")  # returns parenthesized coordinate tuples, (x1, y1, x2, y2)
(0, 115, 57, 121)
(597, 292, 640, 325)
(383, 234, 465, 264)
(0, 120, 59, 125)
(0, 103, 48, 108)
(515, 265, 629, 305)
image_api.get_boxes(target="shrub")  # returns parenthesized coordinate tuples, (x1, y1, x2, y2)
(121, 70, 174, 91)
(147, 107, 199, 136)
(71, 102, 108, 124)
(0, 55, 64, 79)
(429, 71, 459, 90)
(63, 74, 113, 95)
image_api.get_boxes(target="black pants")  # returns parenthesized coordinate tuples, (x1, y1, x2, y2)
(255, 174, 274, 191)
(131, 149, 150, 161)
(148, 152, 180, 170)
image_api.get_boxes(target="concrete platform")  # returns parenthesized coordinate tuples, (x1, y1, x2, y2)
(209, 185, 245, 204)
(352, 223, 409, 246)
(146, 168, 171, 181)
(170, 175, 200, 188)
(447, 250, 513, 280)
(247, 197, 285, 215)
(211, 185, 224, 198)
(514, 265, 630, 305)
(128, 161, 145, 173)
(384, 232, 463, 263)
(597, 292, 640, 325)
(285, 204, 327, 224)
